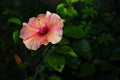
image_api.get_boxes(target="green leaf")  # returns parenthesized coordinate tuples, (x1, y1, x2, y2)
(49, 76, 61, 80)
(59, 38, 70, 45)
(78, 40, 91, 52)
(56, 45, 78, 57)
(27, 76, 34, 80)
(44, 53, 65, 72)
(19, 62, 29, 70)
(66, 57, 81, 69)
(64, 26, 86, 39)
(68, 7, 78, 17)
(39, 77, 45, 80)
(72, 39, 92, 61)
(66, 0, 71, 4)
(71, 0, 79, 3)
(110, 47, 120, 60)
(63, 8, 69, 16)
(13, 30, 20, 44)
(95, 60, 119, 71)
(81, 7, 97, 19)
(8, 18, 22, 25)
(79, 63, 96, 77)
(56, 3, 65, 12)
(36, 65, 45, 73)
(98, 33, 114, 44)
(63, 7, 78, 18)
(80, 0, 93, 5)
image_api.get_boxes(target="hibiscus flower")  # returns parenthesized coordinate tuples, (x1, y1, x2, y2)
(20, 11, 64, 50)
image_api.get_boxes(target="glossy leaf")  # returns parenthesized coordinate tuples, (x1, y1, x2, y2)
(44, 53, 65, 72)
(64, 26, 86, 39)
(49, 76, 61, 80)
(63, 8, 69, 16)
(68, 7, 78, 17)
(59, 38, 70, 45)
(56, 3, 65, 14)
(63, 7, 78, 18)
(36, 65, 45, 73)
(13, 30, 20, 44)
(56, 3, 65, 10)
(66, 57, 81, 69)
(71, 0, 79, 3)
(72, 39, 92, 60)
(56, 45, 78, 57)
(8, 18, 22, 25)
(66, 0, 71, 4)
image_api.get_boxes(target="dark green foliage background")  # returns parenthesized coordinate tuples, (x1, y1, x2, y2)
(0, 0, 120, 80)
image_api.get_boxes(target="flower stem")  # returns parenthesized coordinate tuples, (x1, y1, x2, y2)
(33, 45, 51, 80)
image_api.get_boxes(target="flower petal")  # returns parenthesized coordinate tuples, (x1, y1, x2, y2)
(37, 14, 46, 27)
(45, 11, 51, 18)
(47, 26, 63, 44)
(45, 12, 64, 28)
(20, 23, 37, 40)
(23, 34, 48, 50)
(28, 17, 40, 29)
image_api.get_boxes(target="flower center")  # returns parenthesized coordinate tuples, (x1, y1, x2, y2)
(37, 24, 48, 36)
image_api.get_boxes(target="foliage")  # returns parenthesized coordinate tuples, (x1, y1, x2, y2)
(0, 0, 120, 80)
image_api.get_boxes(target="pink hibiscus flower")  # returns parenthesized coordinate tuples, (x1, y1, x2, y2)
(20, 11, 64, 50)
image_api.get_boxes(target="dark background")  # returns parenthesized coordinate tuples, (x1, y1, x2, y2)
(0, 0, 120, 80)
